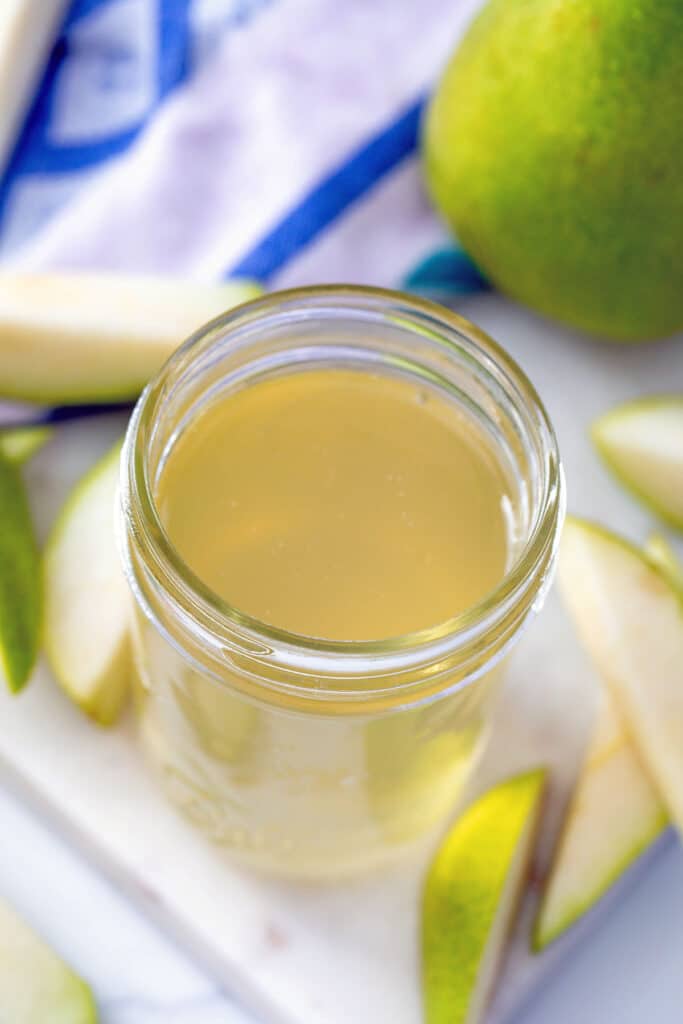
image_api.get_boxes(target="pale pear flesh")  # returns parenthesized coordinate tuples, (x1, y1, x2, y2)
(44, 440, 130, 725)
(592, 398, 683, 528)
(0, 273, 262, 404)
(534, 691, 667, 950)
(558, 518, 683, 838)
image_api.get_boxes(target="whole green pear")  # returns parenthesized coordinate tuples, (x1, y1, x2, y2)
(423, 0, 683, 341)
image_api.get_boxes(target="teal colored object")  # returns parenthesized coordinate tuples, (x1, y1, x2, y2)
(403, 245, 489, 301)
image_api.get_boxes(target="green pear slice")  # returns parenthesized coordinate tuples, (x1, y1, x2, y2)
(592, 397, 683, 528)
(536, 528, 682, 948)
(0, 425, 52, 464)
(558, 517, 683, 834)
(423, 769, 545, 1024)
(0, 272, 262, 404)
(44, 441, 130, 725)
(645, 533, 683, 592)
(0, 452, 41, 691)
(0, 897, 96, 1023)
(534, 691, 667, 950)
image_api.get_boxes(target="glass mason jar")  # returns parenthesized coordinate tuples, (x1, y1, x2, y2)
(119, 286, 564, 879)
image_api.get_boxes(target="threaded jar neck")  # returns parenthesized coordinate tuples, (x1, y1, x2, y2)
(120, 286, 565, 715)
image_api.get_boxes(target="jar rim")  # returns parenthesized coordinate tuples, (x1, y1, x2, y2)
(121, 285, 564, 700)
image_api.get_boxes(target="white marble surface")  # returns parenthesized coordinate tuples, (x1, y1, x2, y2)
(3, 772, 683, 1023)
(1, 294, 682, 1022)
(0, 779, 251, 1024)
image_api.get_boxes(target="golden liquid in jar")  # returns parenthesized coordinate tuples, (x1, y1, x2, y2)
(135, 366, 512, 875)
(156, 368, 509, 643)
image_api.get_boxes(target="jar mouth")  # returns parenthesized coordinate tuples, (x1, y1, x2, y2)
(121, 285, 564, 701)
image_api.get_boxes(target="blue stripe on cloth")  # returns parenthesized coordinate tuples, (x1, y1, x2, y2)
(0, 0, 192, 233)
(159, 0, 193, 98)
(0, 401, 134, 431)
(228, 97, 426, 283)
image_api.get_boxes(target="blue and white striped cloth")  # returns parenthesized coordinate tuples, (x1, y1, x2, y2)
(4, 0, 488, 298)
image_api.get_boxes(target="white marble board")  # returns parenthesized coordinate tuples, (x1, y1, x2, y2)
(0, 292, 681, 1024)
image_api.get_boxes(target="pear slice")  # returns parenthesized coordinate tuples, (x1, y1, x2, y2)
(592, 397, 683, 528)
(0, 272, 262, 404)
(0, 425, 52, 464)
(423, 769, 545, 1024)
(44, 441, 130, 725)
(0, 1, 70, 176)
(0, 897, 96, 1022)
(558, 517, 683, 834)
(645, 533, 683, 592)
(535, 528, 681, 948)
(534, 691, 667, 950)
(0, 452, 41, 692)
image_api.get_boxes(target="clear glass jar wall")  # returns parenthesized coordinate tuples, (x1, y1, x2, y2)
(120, 286, 564, 878)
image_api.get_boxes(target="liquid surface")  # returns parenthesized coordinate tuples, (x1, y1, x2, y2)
(156, 368, 510, 641)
